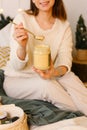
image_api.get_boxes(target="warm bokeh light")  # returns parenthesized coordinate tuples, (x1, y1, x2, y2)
(18, 8, 23, 12)
(0, 8, 3, 14)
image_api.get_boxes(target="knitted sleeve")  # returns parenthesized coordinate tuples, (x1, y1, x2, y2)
(9, 11, 29, 70)
(54, 24, 73, 73)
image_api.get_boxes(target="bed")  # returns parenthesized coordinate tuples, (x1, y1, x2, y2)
(0, 19, 87, 130)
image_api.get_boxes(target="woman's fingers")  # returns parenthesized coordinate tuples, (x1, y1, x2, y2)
(13, 22, 28, 47)
(33, 67, 52, 79)
(14, 22, 23, 29)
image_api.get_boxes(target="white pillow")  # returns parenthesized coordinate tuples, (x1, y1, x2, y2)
(0, 23, 11, 47)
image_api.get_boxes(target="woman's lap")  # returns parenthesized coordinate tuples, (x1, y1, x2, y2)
(4, 71, 87, 115)
(58, 71, 87, 115)
(4, 71, 87, 114)
(3, 75, 77, 110)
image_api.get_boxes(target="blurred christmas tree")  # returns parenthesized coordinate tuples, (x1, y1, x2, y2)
(0, 14, 13, 29)
(75, 15, 87, 49)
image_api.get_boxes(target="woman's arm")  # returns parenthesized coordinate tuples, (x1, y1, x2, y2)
(54, 24, 73, 73)
(52, 65, 68, 77)
(13, 22, 28, 60)
(9, 12, 29, 70)
(33, 24, 73, 79)
(33, 60, 68, 79)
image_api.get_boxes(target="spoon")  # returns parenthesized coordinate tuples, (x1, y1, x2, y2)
(10, 21, 45, 41)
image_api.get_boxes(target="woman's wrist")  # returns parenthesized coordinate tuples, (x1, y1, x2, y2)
(17, 45, 26, 60)
(53, 66, 68, 77)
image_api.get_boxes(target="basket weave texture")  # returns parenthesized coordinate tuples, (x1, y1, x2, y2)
(76, 49, 87, 61)
(0, 104, 29, 130)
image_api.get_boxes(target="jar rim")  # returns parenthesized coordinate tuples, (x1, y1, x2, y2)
(34, 44, 50, 53)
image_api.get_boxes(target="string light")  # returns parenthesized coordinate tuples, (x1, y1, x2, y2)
(0, 8, 3, 14)
(0, 0, 4, 14)
(18, 0, 22, 12)
(18, 8, 22, 12)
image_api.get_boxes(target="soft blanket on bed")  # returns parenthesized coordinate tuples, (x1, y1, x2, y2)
(0, 69, 84, 126)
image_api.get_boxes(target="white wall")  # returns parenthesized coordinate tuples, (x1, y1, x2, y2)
(0, 0, 30, 17)
(0, 0, 87, 45)
(63, 0, 87, 44)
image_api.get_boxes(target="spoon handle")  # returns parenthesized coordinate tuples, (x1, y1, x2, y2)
(10, 21, 45, 41)
(10, 21, 35, 37)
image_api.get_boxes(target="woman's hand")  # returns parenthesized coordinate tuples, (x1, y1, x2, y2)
(33, 60, 55, 79)
(13, 22, 28, 60)
(33, 60, 68, 79)
(13, 22, 28, 48)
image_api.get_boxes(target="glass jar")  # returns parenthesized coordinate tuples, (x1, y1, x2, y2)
(33, 44, 51, 70)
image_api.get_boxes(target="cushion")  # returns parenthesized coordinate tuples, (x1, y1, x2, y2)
(0, 46, 10, 68)
(0, 23, 11, 47)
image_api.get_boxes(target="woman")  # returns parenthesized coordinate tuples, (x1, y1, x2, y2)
(3, 0, 87, 115)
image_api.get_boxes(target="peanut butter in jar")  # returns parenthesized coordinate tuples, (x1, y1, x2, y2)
(33, 44, 51, 70)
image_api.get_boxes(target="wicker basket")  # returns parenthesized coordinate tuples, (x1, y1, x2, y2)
(76, 49, 87, 61)
(0, 104, 29, 130)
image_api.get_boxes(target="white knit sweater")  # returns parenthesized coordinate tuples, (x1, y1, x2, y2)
(5, 11, 73, 77)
